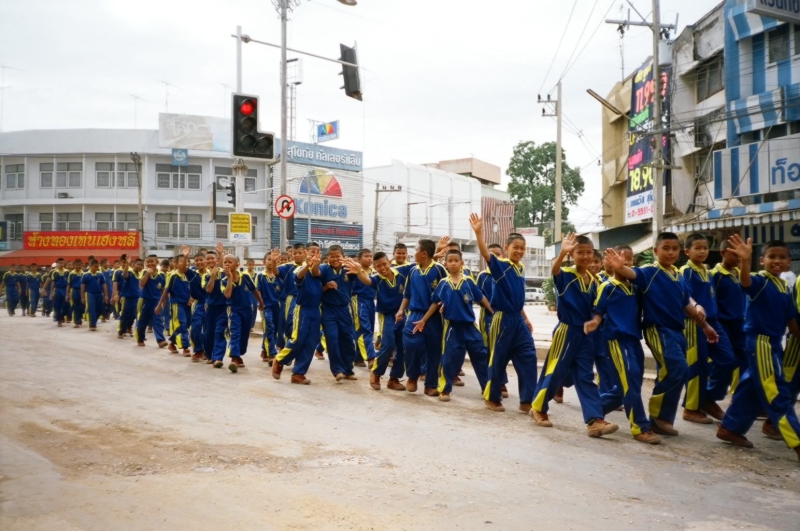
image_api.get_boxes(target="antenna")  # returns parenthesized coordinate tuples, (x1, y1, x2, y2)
(157, 80, 183, 113)
(124, 93, 152, 129)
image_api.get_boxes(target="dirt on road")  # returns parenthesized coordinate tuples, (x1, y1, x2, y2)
(1, 314, 798, 531)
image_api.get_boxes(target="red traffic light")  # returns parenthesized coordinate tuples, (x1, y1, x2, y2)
(239, 99, 256, 116)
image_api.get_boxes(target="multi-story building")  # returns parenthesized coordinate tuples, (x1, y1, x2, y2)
(0, 129, 364, 265)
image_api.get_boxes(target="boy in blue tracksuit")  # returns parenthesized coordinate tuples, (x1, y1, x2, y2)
(319, 245, 360, 380)
(81, 259, 109, 330)
(17, 266, 28, 316)
(186, 252, 208, 362)
(219, 254, 264, 372)
(276, 244, 307, 349)
(68, 260, 85, 327)
(711, 242, 747, 392)
(203, 249, 229, 366)
(412, 249, 492, 401)
(27, 265, 41, 317)
(113, 254, 140, 340)
(41, 266, 53, 317)
(346, 252, 411, 391)
(157, 254, 192, 356)
(2, 265, 21, 316)
(136, 255, 167, 347)
(680, 233, 738, 424)
(718, 236, 800, 462)
(476, 244, 510, 398)
(470, 215, 538, 413)
(352, 248, 377, 365)
(397, 239, 448, 396)
(607, 232, 713, 437)
(44, 259, 70, 325)
(245, 258, 258, 330)
(532, 233, 618, 438)
(272, 247, 323, 385)
(258, 250, 282, 363)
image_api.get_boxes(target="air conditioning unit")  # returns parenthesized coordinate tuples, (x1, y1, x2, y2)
(57, 192, 70, 199)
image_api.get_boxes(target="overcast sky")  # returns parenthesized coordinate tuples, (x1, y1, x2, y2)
(0, 0, 716, 232)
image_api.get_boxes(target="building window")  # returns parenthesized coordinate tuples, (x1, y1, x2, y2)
(39, 213, 53, 231)
(215, 215, 228, 240)
(95, 212, 114, 231)
(56, 213, 82, 231)
(40, 163, 55, 188)
(245, 177, 256, 192)
(4, 214, 23, 239)
(695, 55, 723, 102)
(155, 213, 201, 239)
(4, 164, 24, 190)
(769, 25, 790, 63)
(52, 162, 82, 189)
(215, 167, 256, 191)
(251, 216, 258, 240)
(155, 164, 202, 190)
(96, 162, 139, 188)
(95, 212, 138, 231)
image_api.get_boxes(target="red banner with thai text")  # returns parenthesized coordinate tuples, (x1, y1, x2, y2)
(23, 231, 139, 250)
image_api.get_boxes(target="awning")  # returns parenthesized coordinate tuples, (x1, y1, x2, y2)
(0, 249, 127, 268)
(629, 233, 654, 255)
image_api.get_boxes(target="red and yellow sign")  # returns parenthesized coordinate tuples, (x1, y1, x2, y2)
(24, 231, 139, 250)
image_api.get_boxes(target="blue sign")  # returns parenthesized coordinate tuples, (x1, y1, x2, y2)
(171, 149, 189, 166)
(317, 121, 340, 143)
(275, 139, 362, 172)
(0, 221, 7, 251)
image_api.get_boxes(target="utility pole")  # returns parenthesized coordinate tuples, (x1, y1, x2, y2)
(130, 152, 144, 258)
(279, 0, 289, 250)
(539, 82, 563, 243)
(650, 0, 664, 238)
(372, 184, 403, 250)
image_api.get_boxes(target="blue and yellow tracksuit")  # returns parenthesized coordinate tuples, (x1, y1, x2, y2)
(17, 272, 28, 314)
(186, 268, 206, 354)
(165, 271, 191, 350)
(257, 271, 281, 359)
(680, 261, 737, 409)
(593, 277, 650, 435)
(352, 268, 377, 363)
(711, 263, 747, 392)
(219, 273, 258, 360)
(402, 261, 447, 386)
(42, 273, 53, 316)
(81, 271, 106, 327)
(136, 271, 166, 343)
(483, 255, 538, 405)
(275, 265, 323, 376)
(3, 271, 20, 315)
(722, 272, 800, 450)
(27, 272, 41, 315)
(243, 270, 258, 329)
(319, 264, 358, 377)
(68, 271, 85, 325)
(433, 276, 489, 395)
(633, 264, 691, 425)
(203, 270, 229, 360)
(276, 261, 302, 349)
(115, 269, 141, 337)
(49, 269, 70, 322)
(533, 267, 604, 423)
(366, 265, 410, 379)
(101, 267, 114, 318)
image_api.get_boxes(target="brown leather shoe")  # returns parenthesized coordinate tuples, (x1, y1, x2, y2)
(716, 425, 754, 448)
(206, 359, 213, 364)
(531, 410, 553, 427)
(315, 350, 325, 360)
(213, 360, 223, 368)
(762, 419, 782, 441)
(588, 418, 619, 438)
(344, 374, 358, 381)
(182, 349, 191, 357)
(168, 344, 178, 353)
(683, 408, 713, 424)
(554, 387, 564, 404)
(369, 373, 381, 390)
(458, 370, 465, 376)
(260, 350, 268, 361)
(291, 374, 311, 385)
(700, 401, 726, 421)
(190, 353, 203, 363)
(424, 387, 439, 397)
(406, 378, 418, 393)
(453, 376, 465, 387)
(484, 400, 505, 412)
(354, 360, 366, 367)
(439, 392, 451, 402)
(634, 430, 662, 445)
(387, 378, 405, 391)
(501, 385, 509, 399)
(231, 356, 245, 368)
(272, 360, 284, 380)
(228, 362, 238, 373)
(335, 373, 345, 382)
(518, 402, 532, 413)
(158, 341, 169, 349)
(419, 374, 426, 382)
(652, 418, 679, 436)
(137, 342, 146, 347)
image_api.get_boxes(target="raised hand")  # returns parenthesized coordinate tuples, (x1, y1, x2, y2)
(270, 248, 281, 261)
(436, 235, 452, 250)
(469, 213, 483, 233)
(343, 259, 361, 275)
(561, 232, 577, 254)
(181, 244, 191, 257)
(215, 241, 225, 255)
(604, 248, 624, 270)
(727, 234, 753, 260)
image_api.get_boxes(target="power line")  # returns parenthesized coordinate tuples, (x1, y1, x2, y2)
(537, 0, 579, 96)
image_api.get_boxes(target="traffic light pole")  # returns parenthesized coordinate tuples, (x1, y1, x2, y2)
(279, 0, 289, 250)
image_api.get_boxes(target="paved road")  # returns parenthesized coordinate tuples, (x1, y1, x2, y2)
(1, 313, 798, 531)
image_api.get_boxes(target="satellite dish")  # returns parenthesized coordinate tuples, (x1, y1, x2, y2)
(337, 0, 357, 5)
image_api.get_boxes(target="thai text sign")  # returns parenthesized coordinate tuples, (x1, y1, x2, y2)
(24, 231, 139, 250)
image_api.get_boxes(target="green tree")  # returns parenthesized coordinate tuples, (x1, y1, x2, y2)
(507, 141, 585, 245)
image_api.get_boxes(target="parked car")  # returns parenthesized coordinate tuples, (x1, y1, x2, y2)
(525, 287, 544, 302)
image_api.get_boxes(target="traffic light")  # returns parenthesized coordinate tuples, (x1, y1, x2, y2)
(226, 179, 236, 207)
(286, 217, 295, 240)
(232, 94, 275, 160)
(339, 44, 362, 101)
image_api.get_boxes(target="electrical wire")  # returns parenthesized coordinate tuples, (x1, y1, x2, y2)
(537, 0, 579, 96)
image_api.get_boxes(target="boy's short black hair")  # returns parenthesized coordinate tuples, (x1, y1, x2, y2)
(575, 235, 593, 247)
(488, 243, 503, 251)
(194, 253, 205, 259)
(720, 240, 733, 252)
(146, 254, 158, 259)
(656, 232, 680, 245)
(205, 250, 217, 256)
(175, 254, 188, 262)
(306, 242, 320, 249)
(446, 242, 461, 250)
(134, 258, 144, 264)
(246, 258, 255, 263)
(373, 251, 388, 262)
(119, 254, 129, 261)
(327, 244, 344, 255)
(762, 240, 789, 256)
(592, 249, 603, 260)
(56, 258, 64, 262)
(358, 248, 372, 258)
(614, 244, 633, 252)
(506, 233, 525, 245)
(160, 259, 170, 267)
(445, 249, 462, 259)
(292, 243, 305, 251)
(393, 243, 407, 250)
(684, 233, 708, 249)
(89, 259, 99, 266)
(417, 239, 436, 258)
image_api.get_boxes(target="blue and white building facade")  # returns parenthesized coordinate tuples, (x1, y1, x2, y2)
(668, 0, 800, 267)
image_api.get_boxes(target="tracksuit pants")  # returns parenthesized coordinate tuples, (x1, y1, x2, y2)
(261, 305, 279, 358)
(71, 292, 84, 325)
(136, 299, 167, 343)
(683, 318, 737, 409)
(275, 305, 321, 376)
(643, 325, 689, 425)
(403, 310, 443, 386)
(225, 306, 252, 359)
(278, 295, 297, 349)
(534, 323, 604, 423)
(781, 335, 800, 400)
(118, 296, 138, 337)
(480, 308, 508, 387)
(601, 335, 651, 435)
(190, 301, 205, 353)
(250, 297, 258, 330)
(19, 293, 29, 314)
(42, 294, 52, 316)
(483, 311, 537, 405)
(168, 302, 190, 350)
(438, 320, 489, 395)
(321, 304, 358, 377)
(29, 291, 39, 315)
(86, 292, 103, 327)
(5, 289, 18, 315)
(52, 290, 67, 322)
(206, 305, 230, 361)
(372, 312, 405, 379)
(722, 334, 800, 449)
(353, 297, 376, 362)
(720, 318, 747, 393)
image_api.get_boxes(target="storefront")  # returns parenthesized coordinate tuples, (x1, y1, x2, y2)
(0, 230, 140, 267)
